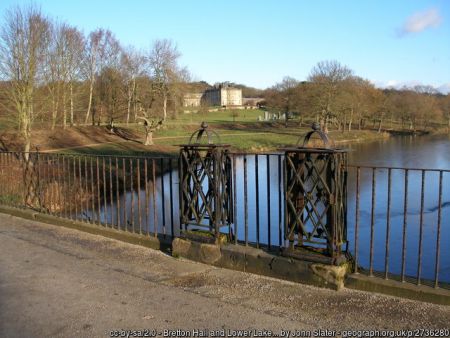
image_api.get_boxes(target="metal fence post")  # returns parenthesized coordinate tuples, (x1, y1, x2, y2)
(280, 123, 348, 265)
(178, 122, 233, 244)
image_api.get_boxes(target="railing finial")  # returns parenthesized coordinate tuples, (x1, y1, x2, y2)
(188, 121, 222, 145)
(299, 123, 333, 149)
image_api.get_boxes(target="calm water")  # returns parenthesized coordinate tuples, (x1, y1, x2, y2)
(347, 134, 450, 169)
(97, 134, 450, 283)
(346, 135, 450, 283)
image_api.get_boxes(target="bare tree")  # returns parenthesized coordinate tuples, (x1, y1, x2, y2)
(264, 77, 300, 123)
(340, 77, 383, 131)
(83, 29, 120, 125)
(0, 4, 50, 206)
(121, 47, 146, 124)
(308, 60, 353, 133)
(276, 76, 299, 127)
(0, 5, 50, 154)
(83, 29, 101, 125)
(413, 85, 440, 129)
(137, 108, 163, 145)
(45, 21, 67, 130)
(169, 66, 191, 117)
(43, 22, 85, 130)
(63, 26, 84, 127)
(147, 39, 184, 121)
(97, 66, 125, 127)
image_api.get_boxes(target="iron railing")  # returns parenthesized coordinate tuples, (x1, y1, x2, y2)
(0, 151, 449, 289)
(0, 151, 179, 237)
(349, 165, 450, 288)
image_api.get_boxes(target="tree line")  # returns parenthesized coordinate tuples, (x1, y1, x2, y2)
(0, 5, 189, 152)
(263, 60, 450, 133)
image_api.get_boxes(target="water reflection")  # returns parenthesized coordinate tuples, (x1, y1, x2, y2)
(94, 169, 180, 237)
(346, 135, 450, 283)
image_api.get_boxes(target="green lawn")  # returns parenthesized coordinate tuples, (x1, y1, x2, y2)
(59, 125, 389, 157)
(1, 108, 392, 156)
(114, 109, 267, 131)
(173, 108, 266, 124)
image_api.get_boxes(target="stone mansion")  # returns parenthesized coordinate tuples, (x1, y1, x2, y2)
(183, 82, 242, 107)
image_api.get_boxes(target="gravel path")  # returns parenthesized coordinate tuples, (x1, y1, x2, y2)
(0, 213, 448, 338)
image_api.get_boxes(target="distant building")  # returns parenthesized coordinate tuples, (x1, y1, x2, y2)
(183, 93, 203, 107)
(183, 82, 242, 107)
(243, 97, 265, 108)
(204, 83, 242, 106)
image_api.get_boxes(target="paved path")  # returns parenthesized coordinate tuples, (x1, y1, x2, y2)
(0, 213, 449, 338)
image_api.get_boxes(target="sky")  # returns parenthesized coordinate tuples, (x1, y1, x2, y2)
(0, 0, 449, 92)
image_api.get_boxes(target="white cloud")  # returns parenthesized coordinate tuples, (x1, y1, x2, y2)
(398, 8, 442, 36)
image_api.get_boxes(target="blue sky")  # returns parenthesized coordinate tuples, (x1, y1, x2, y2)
(0, 0, 449, 91)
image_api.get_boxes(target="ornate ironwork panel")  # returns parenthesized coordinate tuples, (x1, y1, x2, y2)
(282, 124, 348, 263)
(179, 123, 233, 241)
